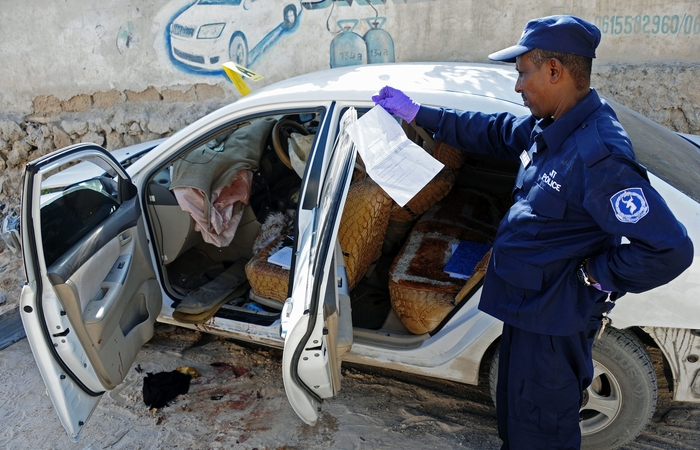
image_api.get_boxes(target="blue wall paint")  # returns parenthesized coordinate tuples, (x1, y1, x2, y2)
(165, 1, 303, 77)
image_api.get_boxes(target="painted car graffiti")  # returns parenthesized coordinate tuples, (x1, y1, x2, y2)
(169, 0, 301, 71)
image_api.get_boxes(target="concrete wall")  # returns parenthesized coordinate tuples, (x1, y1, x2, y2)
(2, 0, 699, 112)
(0, 0, 699, 210)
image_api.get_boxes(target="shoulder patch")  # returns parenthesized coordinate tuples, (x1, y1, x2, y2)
(575, 120, 610, 167)
(610, 187, 649, 223)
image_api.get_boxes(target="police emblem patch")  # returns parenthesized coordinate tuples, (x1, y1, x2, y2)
(610, 187, 649, 223)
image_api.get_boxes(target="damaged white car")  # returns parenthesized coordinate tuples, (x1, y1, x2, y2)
(19, 62, 700, 449)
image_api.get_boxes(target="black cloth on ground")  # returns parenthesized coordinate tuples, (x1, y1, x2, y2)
(142, 370, 192, 408)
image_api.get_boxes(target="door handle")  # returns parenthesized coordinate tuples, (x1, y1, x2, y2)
(119, 232, 132, 246)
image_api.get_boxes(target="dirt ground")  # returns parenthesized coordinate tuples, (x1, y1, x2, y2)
(1, 320, 699, 450)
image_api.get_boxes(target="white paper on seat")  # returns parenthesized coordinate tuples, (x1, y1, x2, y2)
(346, 106, 444, 207)
(267, 246, 292, 270)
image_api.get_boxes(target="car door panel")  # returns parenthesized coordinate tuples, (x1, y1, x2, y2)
(20, 144, 161, 440)
(282, 106, 356, 424)
(44, 194, 141, 285)
(50, 222, 160, 390)
(20, 282, 104, 440)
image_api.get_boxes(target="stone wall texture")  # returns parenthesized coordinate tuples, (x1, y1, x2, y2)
(0, 84, 228, 219)
(594, 62, 700, 134)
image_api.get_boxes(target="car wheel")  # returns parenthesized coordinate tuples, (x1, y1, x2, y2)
(581, 327, 657, 449)
(283, 4, 297, 29)
(229, 33, 248, 67)
(488, 327, 657, 450)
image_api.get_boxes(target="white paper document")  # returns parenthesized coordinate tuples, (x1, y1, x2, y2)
(267, 246, 292, 270)
(346, 106, 444, 207)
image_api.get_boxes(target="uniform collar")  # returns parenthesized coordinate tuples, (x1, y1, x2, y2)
(538, 89, 602, 152)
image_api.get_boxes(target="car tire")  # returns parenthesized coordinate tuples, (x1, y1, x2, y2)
(488, 327, 657, 450)
(581, 327, 657, 449)
(283, 4, 297, 29)
(229, 33, 248, 67)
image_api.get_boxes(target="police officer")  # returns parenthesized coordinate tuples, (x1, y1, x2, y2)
(373, 15, 693, 449)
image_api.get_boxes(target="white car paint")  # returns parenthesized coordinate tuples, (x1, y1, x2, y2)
(41, 140, 164, 192)
(128, 62, 700, 406)
(21, 63, 700, 443)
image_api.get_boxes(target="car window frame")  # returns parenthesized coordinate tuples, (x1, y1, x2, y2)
(140, 106, 329, 302)
(39, 177, 122, 268)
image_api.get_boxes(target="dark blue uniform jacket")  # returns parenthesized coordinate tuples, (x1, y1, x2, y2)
(416, 89, 694, 335)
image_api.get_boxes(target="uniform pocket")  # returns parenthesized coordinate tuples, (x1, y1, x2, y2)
(528, 182, 567, 219)
(521, 379, 581, 436)
(493, 252, 543, 291)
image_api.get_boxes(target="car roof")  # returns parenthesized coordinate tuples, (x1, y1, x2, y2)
(237, 62, 524, 108)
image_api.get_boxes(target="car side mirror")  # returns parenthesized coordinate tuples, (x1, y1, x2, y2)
(118, 179, 138, 202)
(97, 176, 118, 197)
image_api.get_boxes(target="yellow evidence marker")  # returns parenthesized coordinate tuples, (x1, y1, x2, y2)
(222, 62, 264, 97)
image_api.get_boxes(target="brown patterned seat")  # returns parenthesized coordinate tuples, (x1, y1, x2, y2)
(382, 141, 467, 253)
(245, 175, 393, 304)
(388, 188, 505, 334)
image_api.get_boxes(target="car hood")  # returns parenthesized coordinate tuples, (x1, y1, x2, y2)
(173, 3, 239, 27)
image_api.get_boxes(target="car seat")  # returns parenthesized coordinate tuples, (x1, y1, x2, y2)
(382, 141, 467, 254)
(245, 172, 393, 307)
(388, 188, 505, 334)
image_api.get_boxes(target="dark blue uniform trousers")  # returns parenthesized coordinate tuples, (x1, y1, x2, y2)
(497, 307, 606, 449)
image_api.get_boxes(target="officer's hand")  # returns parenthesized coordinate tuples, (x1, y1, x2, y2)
(372, 86, 420, 122)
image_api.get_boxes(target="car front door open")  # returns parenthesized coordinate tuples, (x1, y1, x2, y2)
(281, 107, 357, 424)
(20, 144, 162, 440)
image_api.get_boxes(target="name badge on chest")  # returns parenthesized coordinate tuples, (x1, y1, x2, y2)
(519, 149, 531, 168)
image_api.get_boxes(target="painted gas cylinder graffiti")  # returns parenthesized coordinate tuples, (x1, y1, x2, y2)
(330, 20, 367, 67)
(117, 22, 135, 55)
(167, 0, 302, 73)
(329, 16, 395, 68)
(162, 0, 398, 75)
(364, 17, 394, 64)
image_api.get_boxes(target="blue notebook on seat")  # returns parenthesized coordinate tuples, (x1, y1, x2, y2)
(443, 241, 491, 280)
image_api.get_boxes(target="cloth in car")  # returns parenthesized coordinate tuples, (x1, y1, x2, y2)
(288, 132, 314, 178)
(171, 117, 277, 247)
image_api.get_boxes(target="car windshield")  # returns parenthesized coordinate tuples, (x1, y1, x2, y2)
(608, 98, 700, 203)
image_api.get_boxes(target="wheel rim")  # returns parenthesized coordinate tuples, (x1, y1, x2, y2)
(580, 360, 623, 435)
(229, 36, 247, 66)
(283, 5, 297, 29)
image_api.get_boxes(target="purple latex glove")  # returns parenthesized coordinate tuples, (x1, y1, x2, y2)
(592, 282, 613, 295)
(372, 86, 420, 122)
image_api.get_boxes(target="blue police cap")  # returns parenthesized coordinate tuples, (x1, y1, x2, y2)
(488, 15, 601, 63)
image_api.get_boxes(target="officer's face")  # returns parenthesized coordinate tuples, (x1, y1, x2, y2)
(514, 53, 552, 119)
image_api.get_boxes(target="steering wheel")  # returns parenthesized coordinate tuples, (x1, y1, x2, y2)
(272, 119, 309, 170)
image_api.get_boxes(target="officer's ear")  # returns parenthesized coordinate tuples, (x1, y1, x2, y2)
(548, 58, 564, 83)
